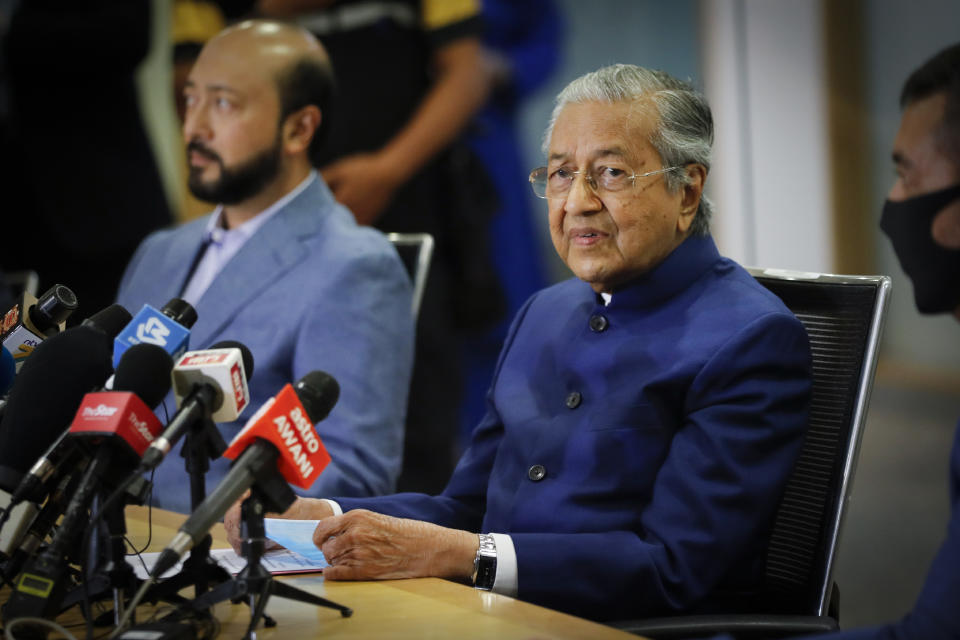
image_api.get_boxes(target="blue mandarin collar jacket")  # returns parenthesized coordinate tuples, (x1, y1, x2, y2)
(343, 233, 813, 619)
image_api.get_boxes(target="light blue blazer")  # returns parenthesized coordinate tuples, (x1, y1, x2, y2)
(117, 177, 414, 513)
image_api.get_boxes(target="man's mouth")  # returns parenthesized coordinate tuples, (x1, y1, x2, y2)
(187, 142, 221, 166)
(569, 227, 607, 242)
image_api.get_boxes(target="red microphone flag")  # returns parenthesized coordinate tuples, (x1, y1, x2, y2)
(223, 384, 331, 489)
(67, 391, 163, 459)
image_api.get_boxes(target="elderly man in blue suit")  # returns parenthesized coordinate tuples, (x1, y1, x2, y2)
(117, 21, 414, 513)
(226, 64, 813, 620)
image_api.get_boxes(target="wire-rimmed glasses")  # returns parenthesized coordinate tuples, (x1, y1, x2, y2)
(529, 165, 684, 199)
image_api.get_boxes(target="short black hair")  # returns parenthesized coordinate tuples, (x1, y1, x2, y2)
(275, 57, 336, 168)
(901, 42, 960, 164)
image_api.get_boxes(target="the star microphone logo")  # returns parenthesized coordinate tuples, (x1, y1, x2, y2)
(136, 317, 171, 347)
(83, 404, 119, 418)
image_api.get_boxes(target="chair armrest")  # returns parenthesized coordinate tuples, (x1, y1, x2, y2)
(609, 614, 839, 639)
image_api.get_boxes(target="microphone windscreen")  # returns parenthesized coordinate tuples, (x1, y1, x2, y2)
(0, 326, 113, 490)
(161, 298, 198, 329)
(32, 284, 78, 328)
(209, 340, 255, 379)
(113, 343, 174, 409)
(82, 304, 133, 338)
(0, 346, 13, 395)
(294, 371, 339, 423)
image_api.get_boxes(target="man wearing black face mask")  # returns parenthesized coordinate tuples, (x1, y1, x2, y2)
(774, 43, 960, 640)
(881, 44, 960, 317)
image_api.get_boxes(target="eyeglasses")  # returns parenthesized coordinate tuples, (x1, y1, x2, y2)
(528, 164, 684, 199)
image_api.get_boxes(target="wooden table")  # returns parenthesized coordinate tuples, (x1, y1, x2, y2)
(124, 506, 639, 639)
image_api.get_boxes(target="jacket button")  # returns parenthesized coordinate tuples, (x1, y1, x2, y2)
(528, 464, 546, 481)
(565, 391, 582, 409)
(589, 314, 609, 332)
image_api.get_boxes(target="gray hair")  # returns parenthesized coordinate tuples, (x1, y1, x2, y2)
(543, 64, 714, 235)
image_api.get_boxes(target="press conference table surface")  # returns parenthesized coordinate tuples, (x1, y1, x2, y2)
(123, 505, 639, 639)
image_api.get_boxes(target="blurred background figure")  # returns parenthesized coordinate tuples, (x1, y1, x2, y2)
(458, 0, 563, 447)
(257, 0, 496, 494)
(0, 0, 172, 321)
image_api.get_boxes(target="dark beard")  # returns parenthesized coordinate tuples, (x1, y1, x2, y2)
(187, 138, 282, 205)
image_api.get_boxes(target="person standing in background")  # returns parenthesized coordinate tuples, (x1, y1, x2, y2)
(257, 0, 495, 494)
(459, 0, 564, 446)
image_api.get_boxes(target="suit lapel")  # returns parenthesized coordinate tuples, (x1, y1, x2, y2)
(155, 223, 206, 306)
(189, 179, 328, 348)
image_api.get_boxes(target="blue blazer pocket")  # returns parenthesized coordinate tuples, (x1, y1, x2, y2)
(587, 402, 667, 432)
(565, 403, 674, 497)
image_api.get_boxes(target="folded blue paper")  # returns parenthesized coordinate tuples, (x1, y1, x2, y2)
(264, 518, 328, 569)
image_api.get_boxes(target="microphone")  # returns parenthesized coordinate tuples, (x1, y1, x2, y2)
(2, 345, 173, 621)
(81, 303, 134, 339)
(151, 371, 338, 579)
(0, 307, 130, 495)
(0, 304, 130, 425)
(138, 340, 254, 472)
(113, 298, 197, 369)
(0, 345, 172, 581)
(0, 305, 133, 508)
(0, 325, 114, 557)
(0, 284, 78, 372)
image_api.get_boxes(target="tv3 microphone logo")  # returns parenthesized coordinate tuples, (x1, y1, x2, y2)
(136, 316, 171, 346)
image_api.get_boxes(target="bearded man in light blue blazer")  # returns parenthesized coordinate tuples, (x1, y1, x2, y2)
(117, 21, 414, 513)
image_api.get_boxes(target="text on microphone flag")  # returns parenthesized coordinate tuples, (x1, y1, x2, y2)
(231, 362, 246, 412)
(223, 384, 331, 489)
(68, 391, 163, 459)
(178, 352, 230, 367)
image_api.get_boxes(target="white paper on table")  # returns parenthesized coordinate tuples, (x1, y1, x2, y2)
(128, 545, 326, 581)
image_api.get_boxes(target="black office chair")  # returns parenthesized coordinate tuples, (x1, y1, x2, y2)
(613, 268, 892, 640)
(386, 232, 434, 321)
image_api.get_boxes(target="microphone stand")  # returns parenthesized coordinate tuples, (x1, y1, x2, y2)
(60, 473, 158, 625)
(59, 493, 141, 623)
(145, 407, 232, 602)
(188, 475, 352, 638)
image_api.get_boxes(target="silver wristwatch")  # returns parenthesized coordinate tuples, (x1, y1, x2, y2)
(471, 533, 497, 591)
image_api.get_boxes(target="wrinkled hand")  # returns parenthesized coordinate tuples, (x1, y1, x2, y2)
(224, 494, 334, 554)
(321, 153, 403, 226)
(314, 509, 476, 582)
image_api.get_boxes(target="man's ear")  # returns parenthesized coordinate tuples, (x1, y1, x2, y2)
(677, 163, 707, 234)
(282, 105, 322, 156)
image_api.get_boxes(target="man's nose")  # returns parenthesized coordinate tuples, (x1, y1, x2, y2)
(183, 104, 211, 142)
(888, 177, 907, 202)
(564, 173, 602, 215)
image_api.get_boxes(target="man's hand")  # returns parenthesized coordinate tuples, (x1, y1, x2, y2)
(224, 495, 335, 554)
(313, 509, 477, 582)
(321, 153, 404, 226)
